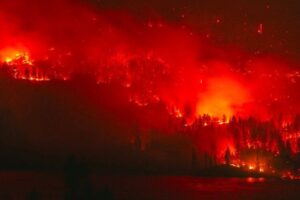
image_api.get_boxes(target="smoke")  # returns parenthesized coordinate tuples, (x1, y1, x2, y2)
(0, 1, 299, 139)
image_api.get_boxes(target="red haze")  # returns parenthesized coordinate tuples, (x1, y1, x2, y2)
(1, 0, 300, 170)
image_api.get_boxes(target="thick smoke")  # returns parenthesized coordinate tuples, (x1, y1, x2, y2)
(0, 0, 256, 118)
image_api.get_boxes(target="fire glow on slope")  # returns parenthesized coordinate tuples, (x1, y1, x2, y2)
(0, 0, 253, 121)
(0, 0, 298, 129)
(1, 0, 300, 178)
(0, 46, 251, 122)
(0, 48, 32, 64)
(0, 0, 298, 125)
(0, 49, 48, 81)
(196, 78, 249, 119)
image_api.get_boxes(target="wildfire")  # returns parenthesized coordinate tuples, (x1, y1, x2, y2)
(1, 45, 299, 179)
(0, 48, 33, 66)
(196, 78, 249, 119)
(0, 0, 300, 179)
(170, 107, 184, 119)
(228, 159, 271, 175)
(0, 48, 71, 82)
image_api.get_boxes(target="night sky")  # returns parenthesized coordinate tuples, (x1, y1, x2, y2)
(93, 0, 300, 59)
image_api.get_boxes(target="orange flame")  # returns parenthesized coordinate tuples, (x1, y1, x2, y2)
(196, 78, 249, 119)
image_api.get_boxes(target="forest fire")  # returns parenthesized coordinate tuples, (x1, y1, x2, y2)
(0, 33, 299, 180)
(0, 47, 71, 82)
(1, 49, 32, 65)
(0, 0, 300, 183)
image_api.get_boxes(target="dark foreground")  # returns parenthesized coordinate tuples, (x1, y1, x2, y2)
(0, 171, 300, 200)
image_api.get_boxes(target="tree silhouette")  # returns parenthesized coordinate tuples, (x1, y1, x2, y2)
(225, 147, 231, 165)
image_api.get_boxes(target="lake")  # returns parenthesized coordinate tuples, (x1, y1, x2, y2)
(0, 172, 299, 199)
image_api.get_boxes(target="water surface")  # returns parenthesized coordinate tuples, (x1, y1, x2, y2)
(0, 172, 299, 199)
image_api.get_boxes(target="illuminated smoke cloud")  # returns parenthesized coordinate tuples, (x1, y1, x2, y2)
(0, 0, 298, 121)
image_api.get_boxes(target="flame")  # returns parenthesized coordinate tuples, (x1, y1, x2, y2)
(196, 78, 249, 119)
(0, 48, 70, 82)
(0, 48, 33, 65)
(248, 165, 255, 170)
(259, 167, 265, 172)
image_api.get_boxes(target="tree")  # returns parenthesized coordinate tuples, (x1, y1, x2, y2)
(297, 138, 300, 153)
(134, 134, 142, 152)
(286, 140, 292, 157)
(225, 147, 231, 165)
(191, 147, 197, 170)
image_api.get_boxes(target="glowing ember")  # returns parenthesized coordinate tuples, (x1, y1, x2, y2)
(259, 168, 264, 173)
(257, 23, 264, 35)
(248, 165, 255, 170)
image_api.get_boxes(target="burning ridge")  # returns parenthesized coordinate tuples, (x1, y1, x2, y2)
(1, 0, 300, 178)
